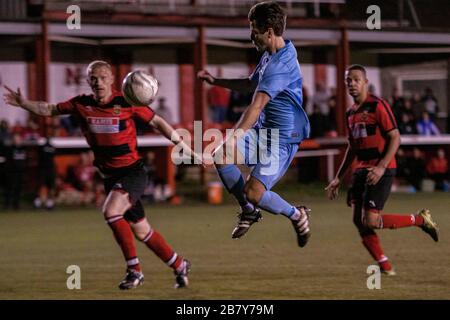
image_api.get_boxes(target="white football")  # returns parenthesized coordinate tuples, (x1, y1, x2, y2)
(122, 70, 159, 106)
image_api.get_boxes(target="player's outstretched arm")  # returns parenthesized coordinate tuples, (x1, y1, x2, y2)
(234, 92, 269, 133)
(197, 70, 256, 93)
(3, 85, 59, 117)
(215, 92, 269, 163)
(149, 115, 203, 165)
(325, 143, 355, 200)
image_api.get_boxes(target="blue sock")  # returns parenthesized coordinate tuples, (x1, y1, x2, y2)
(257, 190, 296, 218)
(216, 165, 253, 212)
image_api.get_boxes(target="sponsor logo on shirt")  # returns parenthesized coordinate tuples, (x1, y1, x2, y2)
(351, 122, 368, 139)
(258, 55, 271, 79)
(87, 117, 120, 133)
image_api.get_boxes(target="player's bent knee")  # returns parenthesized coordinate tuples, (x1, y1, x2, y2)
(363, 210, 382, 229)
(364, 221, 380, 229)
(102, 205, 124, 220)
(244, 187, 263, 205)
(102, 190, 132, 219)
(130, 218, 153, 241)
(137, 227, 154, 242)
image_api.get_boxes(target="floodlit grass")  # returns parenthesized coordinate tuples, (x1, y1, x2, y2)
(0, 184, 448, 299)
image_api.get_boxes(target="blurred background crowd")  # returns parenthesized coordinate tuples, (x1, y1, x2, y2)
(0, 82, 448, 211)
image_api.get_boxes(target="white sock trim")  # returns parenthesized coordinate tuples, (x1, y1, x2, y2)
(142, 229, 154, 242)
(106, 216, 123, 224)
(127, 257, 139, 266)
(166, 253, 178, 266)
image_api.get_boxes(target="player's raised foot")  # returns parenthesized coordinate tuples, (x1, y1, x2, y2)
(381, 268, 397, 276)
(231, 208, 262, 239)
(118, 268, 144, 290)
(379, 260, 396, 276)
(417, 209, 439, 242)
(174, 259, 191, 289)
(291, 206, 311, 247)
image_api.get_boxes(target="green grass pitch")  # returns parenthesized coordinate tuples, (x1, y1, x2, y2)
(0, 185, 448, 299)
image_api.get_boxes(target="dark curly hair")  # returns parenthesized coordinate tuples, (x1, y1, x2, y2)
(248, 1, 287, 36)
(346, 64, 367, 78)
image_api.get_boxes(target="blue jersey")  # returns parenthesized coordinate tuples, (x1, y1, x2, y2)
(250, 40, 310, 144)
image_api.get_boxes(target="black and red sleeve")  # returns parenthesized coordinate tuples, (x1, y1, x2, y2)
(133, 106, 156, 123)
(376, 100, 397, 133)
(56, 96, 78, 115)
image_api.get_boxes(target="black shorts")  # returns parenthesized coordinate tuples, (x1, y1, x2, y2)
(103, 160, 148, 223)
(348, 168, 396, 211)
(39, 168, 56, 189)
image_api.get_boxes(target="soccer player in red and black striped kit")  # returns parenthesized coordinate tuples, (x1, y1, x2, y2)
(326, 64, 439, 275)
(3, 60, 198, 289)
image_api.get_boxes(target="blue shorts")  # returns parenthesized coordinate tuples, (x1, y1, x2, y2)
(236, 129, 299, 190)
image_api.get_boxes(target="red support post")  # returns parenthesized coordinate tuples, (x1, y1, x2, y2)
(194, 25, 207, 125)
(113, 63, 132, 92)
(194, 25, 208, 185)
(35, 19, 51, 136)
(335, 26, 349, 136)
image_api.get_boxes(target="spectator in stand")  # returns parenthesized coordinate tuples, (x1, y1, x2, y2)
(227, 90, 253, 123)
(395, 148, 408, 179)
(0, 132, 7, 207)
(411, 92, 426, 121)
(67, 151, 96, 205)
(302, 86, 310, 114)
(312, 83, 329, 116)
(309, 104, 330, 138)
(0, 119, 11, 142)
(208, 68, 230, 123)
(421, 87, 439, 121)
(426, 148, 449, 191)
(23, 117, 41, 141)
(398, 113, 417, 135)
(11, 120, 24, 136)
(0, 120, 10, 205)
(399, 98, 415, 122)
(154, 97, 174, 125)
(34, 138, 57, 210)
(142, 151, 168, 203)
(417, 112, 440, 135)
(389, 87, 405, 124)
(328, 87, 337, 131)
(405, 148, 427, 192)
(55, 176, 83, 205)
(50, 117, 68, 137)
(60, 115, 80, 136)
(3, 133, 27, 210)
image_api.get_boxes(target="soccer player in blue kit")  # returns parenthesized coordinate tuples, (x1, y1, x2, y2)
(198, 1, 312, 247)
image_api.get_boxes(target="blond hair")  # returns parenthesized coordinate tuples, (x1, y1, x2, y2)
(86, 60, 112, 75)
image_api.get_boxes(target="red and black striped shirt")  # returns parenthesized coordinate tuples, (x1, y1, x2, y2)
(346, 94, 398, 170)
(57, 90, 155, 174)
